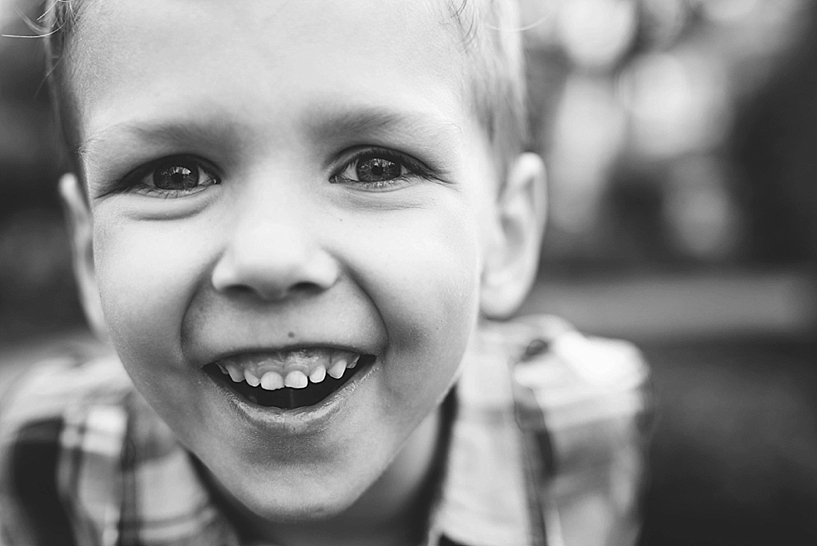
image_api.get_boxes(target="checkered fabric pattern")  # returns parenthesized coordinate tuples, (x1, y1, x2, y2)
(0, 316, 649, 546)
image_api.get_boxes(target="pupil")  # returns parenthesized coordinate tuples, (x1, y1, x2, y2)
(154, 164, 199, 190)
(357, 157, 400, 182)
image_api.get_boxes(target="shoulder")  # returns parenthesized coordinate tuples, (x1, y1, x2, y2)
(0, 354, 236, 546)
(506, 315, 650, 546)
(457, 316, 650, 546)
(508, 314, 649, 425)
(0, 354, 135, 545)
(466, 314, 649, 423)
(438, 316, 649, 546)
(0, 354, 136, 460)
(1, 353, 134, 423)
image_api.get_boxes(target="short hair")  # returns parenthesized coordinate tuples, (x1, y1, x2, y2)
(442, 0, 528, 175)
(43, 0, 528, 178)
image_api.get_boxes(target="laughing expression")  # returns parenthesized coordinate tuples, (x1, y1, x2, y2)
(69, 0, 502, 524)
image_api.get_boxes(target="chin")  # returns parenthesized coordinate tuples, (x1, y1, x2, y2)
(219, 469, 369, 524)
(256, 497, 352, 524)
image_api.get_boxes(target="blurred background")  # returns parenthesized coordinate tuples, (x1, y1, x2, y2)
(1, 0, 816, 544)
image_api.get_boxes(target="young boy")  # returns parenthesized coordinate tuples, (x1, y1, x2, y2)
(0, 1, 648, 545)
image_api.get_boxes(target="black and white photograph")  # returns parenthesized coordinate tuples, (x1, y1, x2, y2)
(0, 1, 815, 544)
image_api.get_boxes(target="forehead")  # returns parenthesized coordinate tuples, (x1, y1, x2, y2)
(69, 0, 471, 153)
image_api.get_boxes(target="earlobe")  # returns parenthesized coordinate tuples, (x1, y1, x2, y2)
(59, 173, 109, 341)
(479, 152, 547, 319)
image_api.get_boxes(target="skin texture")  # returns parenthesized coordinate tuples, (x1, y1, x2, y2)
(61, 1, 545, 544)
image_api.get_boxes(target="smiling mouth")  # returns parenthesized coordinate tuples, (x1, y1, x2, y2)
(205, 349, 376, 410)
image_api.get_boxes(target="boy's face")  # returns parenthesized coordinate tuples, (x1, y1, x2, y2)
(67, 0, 533, 522)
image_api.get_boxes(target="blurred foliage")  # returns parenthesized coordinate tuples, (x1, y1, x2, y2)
(521, 0, 817, 270)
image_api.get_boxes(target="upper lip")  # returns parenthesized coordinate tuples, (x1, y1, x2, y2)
(200, 343, 375, 368)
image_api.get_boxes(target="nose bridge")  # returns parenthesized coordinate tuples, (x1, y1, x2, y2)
(211, 173, 339, 300)
(236, 165, 309, 228)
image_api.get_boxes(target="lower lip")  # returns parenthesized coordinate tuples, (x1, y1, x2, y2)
(206, 359, 378, 434)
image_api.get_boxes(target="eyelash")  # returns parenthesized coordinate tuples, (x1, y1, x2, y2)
(330, 147, 433, 190)
(109, 147, 432, 198)
(113, 155, 221, 198)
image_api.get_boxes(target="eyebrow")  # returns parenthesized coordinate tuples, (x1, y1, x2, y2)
(303, 106, 463, 148)
(79, 103, 463, 167)
(78, 116, 244, 167)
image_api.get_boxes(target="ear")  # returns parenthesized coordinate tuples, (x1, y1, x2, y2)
(479, 152, 547, 319)
(59, 173, 109, 341)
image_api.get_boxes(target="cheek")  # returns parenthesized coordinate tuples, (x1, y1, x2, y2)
(379, 206, 479, 318)
(349, 199, 482, 400)
(92, 217, 215, 364)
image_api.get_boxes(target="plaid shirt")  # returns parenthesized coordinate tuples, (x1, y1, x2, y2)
(0, 316, 649, 546)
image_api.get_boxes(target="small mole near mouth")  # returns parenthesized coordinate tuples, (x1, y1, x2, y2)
(288, 331, 295, 339)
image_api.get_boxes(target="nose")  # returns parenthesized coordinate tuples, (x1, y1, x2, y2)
(211, 222, 340, 301)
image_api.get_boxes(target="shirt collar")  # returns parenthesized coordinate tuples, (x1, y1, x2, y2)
(427, 320, 538, 546)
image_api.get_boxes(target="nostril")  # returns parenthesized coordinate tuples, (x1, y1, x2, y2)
(290, 281, 325, 295)
(213, 273, 334, 302)
(222, 284, 256, 297)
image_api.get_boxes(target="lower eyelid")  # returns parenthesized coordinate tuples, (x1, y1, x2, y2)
(131, 186, 200, 198)
(333, 173, 415, 192)
(122, 176, 218, 198)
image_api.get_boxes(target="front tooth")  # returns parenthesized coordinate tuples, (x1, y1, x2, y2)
(226, 364, 245, 383)
(328, 358, 347, 379)
(309, 365, 327, 383)
(285, 370, 308, 389)
(244, 369, 261, 387)
(261, 371, 284, 390)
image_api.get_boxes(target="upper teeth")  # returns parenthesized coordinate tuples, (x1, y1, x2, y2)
(216, 349, 362, 391)
(328, 357, 347, 379)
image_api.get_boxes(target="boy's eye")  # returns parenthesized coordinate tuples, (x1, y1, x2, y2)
(153, 161, 203, 190)
(331, 148, 430, 189)
(147, 158, 219, 191)
(355, 156, 403, 182)
(117, 155, 221, 197)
